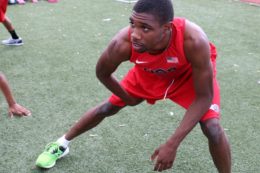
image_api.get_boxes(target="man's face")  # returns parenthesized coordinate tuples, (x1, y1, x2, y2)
(129, 11, 166, 53)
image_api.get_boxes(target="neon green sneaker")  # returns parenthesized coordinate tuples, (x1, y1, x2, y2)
(35, 142, 69, 168)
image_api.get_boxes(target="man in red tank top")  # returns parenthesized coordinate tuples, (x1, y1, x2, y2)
(36, 0, 231, 172)
(0, 0, 23, 45)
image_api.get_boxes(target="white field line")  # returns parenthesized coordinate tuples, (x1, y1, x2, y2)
(116, 0, 137, 3)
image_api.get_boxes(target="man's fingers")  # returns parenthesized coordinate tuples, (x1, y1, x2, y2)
(26, 112, 32, 116)
(9, 108, 31, 117)
(154, 162, 172, 172)
(8, 111, 13, 118)
(167, 162, 173, 169)
(154, 162, 161, 171)
(154, 162, 166, 172)
(151, 149, 159, 161)
(8, 104, 31, 117)
(158, 164, 164, 172)
(23, 110, 31, 116)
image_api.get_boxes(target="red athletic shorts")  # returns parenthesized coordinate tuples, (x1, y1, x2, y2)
(0, 0, 8, 22)
(109, 75, 220, 122)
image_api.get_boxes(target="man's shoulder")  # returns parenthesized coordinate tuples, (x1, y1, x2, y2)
(112, 26, 131, 48)
(116, 26, 130, 40)
(173, 17, 186, 24)
(107, 26, 131, 61)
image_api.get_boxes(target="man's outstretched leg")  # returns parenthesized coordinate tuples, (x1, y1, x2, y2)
(200, 118, 231, 173)
(35, 101, 123, 168)
(2, 17, 23, 46)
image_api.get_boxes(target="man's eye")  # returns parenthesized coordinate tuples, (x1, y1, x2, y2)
(143, 27, 149, 32)
(129, 22, 135, 27)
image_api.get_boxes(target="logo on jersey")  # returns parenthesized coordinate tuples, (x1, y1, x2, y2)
(135, 56, 178, 75)
(136, 59, 149, 64)
(166, 56, 179, 63)
(144, 67, 176, 75)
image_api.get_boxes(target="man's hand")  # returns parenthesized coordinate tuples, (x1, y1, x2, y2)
(8, 103, 31, 117)
(151, 143, 177, 172)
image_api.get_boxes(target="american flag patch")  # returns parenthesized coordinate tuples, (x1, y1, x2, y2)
(166, 57, 179, 63)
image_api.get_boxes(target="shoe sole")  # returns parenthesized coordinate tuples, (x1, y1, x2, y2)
(36, 147, 70, 169)
(2, 43, 24, 46)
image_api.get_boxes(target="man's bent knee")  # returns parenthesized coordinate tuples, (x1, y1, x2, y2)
(95, 101, 123, 117)
(200, 119, 225, 144)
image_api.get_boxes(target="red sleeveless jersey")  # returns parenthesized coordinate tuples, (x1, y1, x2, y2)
(121, 17, 217, 100)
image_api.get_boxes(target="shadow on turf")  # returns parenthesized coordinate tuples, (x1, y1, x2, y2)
(31, 166, 51, 172)
(30, 158, 70, 172)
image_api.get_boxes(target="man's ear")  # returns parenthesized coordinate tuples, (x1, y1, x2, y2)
(163, 22, 172, 32)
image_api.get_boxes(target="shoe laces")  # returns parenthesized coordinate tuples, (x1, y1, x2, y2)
(45, 143, 64, 155)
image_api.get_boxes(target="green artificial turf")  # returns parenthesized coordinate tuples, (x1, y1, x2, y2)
(0, 0, 259, 172)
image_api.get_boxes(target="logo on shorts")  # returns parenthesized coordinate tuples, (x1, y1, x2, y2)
(209, 104, 220, 113)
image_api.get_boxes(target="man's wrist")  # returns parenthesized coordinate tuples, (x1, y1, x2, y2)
(166, 137, 180, 149)
(7, 100, 16, 107)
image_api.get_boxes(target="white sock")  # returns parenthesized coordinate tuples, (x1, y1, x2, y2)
(57, 135, 70, 148)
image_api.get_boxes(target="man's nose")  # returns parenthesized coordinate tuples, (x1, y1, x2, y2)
(131, 28, 141, 40)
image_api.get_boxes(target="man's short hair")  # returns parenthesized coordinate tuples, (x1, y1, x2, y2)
(133, 0, 174, 25)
